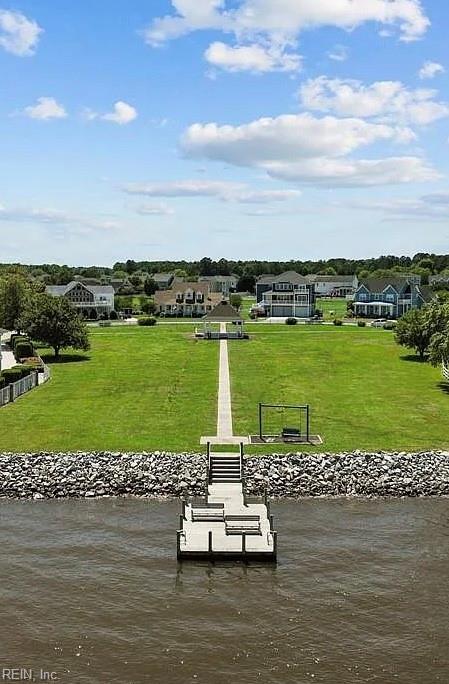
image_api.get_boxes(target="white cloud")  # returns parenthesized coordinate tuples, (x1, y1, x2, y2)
(144, 0, 429, 47)
(136, 203, 175, 216)
(263, 157, 438, 187)
(0, 9, 42, 56)
(299, 76, 449, 125)
(102, 101, 138, 125)
(0, 205, 118, 231)
(23, 97, 67, 121)
(419, 61, 445, 80)
(327, 44, 348, 62)
(341, 194, 449, 221)
(204, 41, 301, 73)
(182, 113, 413, 164)
(123, 180, 301, 203)
(180, 113, 438, 187)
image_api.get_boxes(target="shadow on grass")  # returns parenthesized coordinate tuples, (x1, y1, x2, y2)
(437, 381, 449, 395)
(400, 354, 427, 363)
(40, 353, 91, 364)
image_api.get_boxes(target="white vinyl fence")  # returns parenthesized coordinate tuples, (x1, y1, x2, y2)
(0, 365, 51, 408)
(443, 362, 449, 382)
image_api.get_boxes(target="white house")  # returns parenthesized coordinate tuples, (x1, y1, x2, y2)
(306, 274, 358, 297)
(46, 281, 115, 317)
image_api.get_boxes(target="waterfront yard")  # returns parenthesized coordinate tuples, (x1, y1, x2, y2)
(1, 323, 448, 453)
(0, 326, 218, 452)
(230, 325, 449, 453)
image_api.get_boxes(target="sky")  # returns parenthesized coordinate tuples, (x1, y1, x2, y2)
(0, 0, 448, 266)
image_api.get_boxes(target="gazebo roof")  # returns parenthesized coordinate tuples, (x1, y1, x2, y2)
(203, 301, 243, 322)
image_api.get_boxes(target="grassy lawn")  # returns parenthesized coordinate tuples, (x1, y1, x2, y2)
(240, 296, 256, 320)
(317, 297, 350, 321)
(0, 326, 218, 452)
(229, 325, 449, 453)
(2, 323, 449, 454)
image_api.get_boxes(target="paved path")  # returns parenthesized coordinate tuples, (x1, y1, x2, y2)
(1, 335, 16, 371)
(217, 322, 233, 438)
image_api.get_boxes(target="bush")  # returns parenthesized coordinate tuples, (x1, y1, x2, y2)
(14, 341, 34, 360)
(0, 377, 5, 389)
(99, 312, 109, 320)
(12, 365, 32, 378)
(138, 317, 157, 326)
(333, 319, 343, 326)
(357, 320, 366, 327)
(285, 317, 297, 325)
(109, 310, 118, 320)
(141, 300, 156, 315)
(1, 368, 24, 385)
(10, 335, 29, 350)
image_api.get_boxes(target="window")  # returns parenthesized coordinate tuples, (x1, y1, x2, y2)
(385, 294, 395, 302)
(358, 293, 367, 301)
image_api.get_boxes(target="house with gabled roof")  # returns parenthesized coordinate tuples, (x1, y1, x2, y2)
(46, 281, 115, 317)
(306, 274, 358, 297)
(256, 271, 316, 318)
(154, 281, 223, 317)
(353, 278, 433, 319)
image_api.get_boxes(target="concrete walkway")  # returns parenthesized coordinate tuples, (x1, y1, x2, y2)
(217, 322, 233, 439)
(0, 333, 16, 371)
(200, 323, 249, 445)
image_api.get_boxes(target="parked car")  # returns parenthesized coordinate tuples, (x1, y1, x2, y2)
(370, 319, 387, 328)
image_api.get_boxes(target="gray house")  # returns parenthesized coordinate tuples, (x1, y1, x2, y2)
(306, 274, 358, 297)
(198, 275, 238, 295)
(256, 271, 316, 318)
(152, 272, 174, 290)
(46, 281, 115, 317)
(353, 278, 432, 319)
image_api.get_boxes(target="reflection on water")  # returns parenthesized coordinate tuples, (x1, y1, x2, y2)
(1, 498, 449, 683)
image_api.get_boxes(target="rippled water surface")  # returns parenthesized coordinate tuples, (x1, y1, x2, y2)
(1, 498, 449, 683)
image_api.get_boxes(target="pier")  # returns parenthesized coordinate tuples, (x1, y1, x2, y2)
(177, 443, 277, 562)
(178, 320, 277, 562)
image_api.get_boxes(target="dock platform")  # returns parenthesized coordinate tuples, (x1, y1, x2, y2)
(177, 445, 277, 562)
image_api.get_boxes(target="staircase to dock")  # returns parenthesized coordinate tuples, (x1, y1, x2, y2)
(209, 451, 242, 484)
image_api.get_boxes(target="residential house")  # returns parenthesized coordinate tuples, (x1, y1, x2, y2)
(353, 278, 432, 319)
(46, 281, 115, 317)
(306, 274, 358, 298)
(256, 271, 316, 318)
(152, 272, 174, 290)
(198, 274, 238, 295)
(154, 282, 223, 317)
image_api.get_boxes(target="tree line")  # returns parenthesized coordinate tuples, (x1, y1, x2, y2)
(1, 252, 449, 288)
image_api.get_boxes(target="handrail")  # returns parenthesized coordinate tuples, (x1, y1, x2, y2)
(443, 362, 449, 381)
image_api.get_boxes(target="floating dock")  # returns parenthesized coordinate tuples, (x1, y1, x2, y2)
(177, 444, 277, 562)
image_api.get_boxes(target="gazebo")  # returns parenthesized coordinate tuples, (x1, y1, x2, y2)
(196, 301, 247, 340)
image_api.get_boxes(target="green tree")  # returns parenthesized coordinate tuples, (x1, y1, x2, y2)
(428, 326, 449, 367)
(230, 294, 242, 310)
(395, 308, 430, 360)
(20, 294, 90, 359)
(143, 278, 158, 296)
(0, 275, 31, 331)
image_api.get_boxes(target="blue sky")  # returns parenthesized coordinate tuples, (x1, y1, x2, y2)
(0, 0, 448, 265)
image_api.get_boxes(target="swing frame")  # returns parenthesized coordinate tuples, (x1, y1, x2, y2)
(258, 403, 310, 443)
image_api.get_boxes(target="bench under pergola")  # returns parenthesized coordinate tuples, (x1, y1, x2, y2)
(197, 301, 246, 339)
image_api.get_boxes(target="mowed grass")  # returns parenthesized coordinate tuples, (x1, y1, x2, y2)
(229, 325, 449, 453)
(318, 297, 349, 320)
(0, 326, 218, 452)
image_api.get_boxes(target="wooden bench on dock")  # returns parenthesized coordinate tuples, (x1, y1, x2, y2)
(225, 515, 261, 535)
(191, 503, 225, 522)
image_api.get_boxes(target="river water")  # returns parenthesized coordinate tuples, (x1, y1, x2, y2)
(1, 499, 448, 684)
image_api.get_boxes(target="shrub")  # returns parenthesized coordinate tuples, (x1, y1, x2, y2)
(357, 320, 366, 327)
(109, 310, 118, 320)
(138, 316, 157, 326)
(1, 368, 24, 385)
(99, 312, 109, 320)
(14, 341, 34, 360)
(11, 335, 29, 350)
(333, 319, 343, 326)
(0, 377, 5, 389)
(12, 365, 32, 378)
(285, 317, 297, 325)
